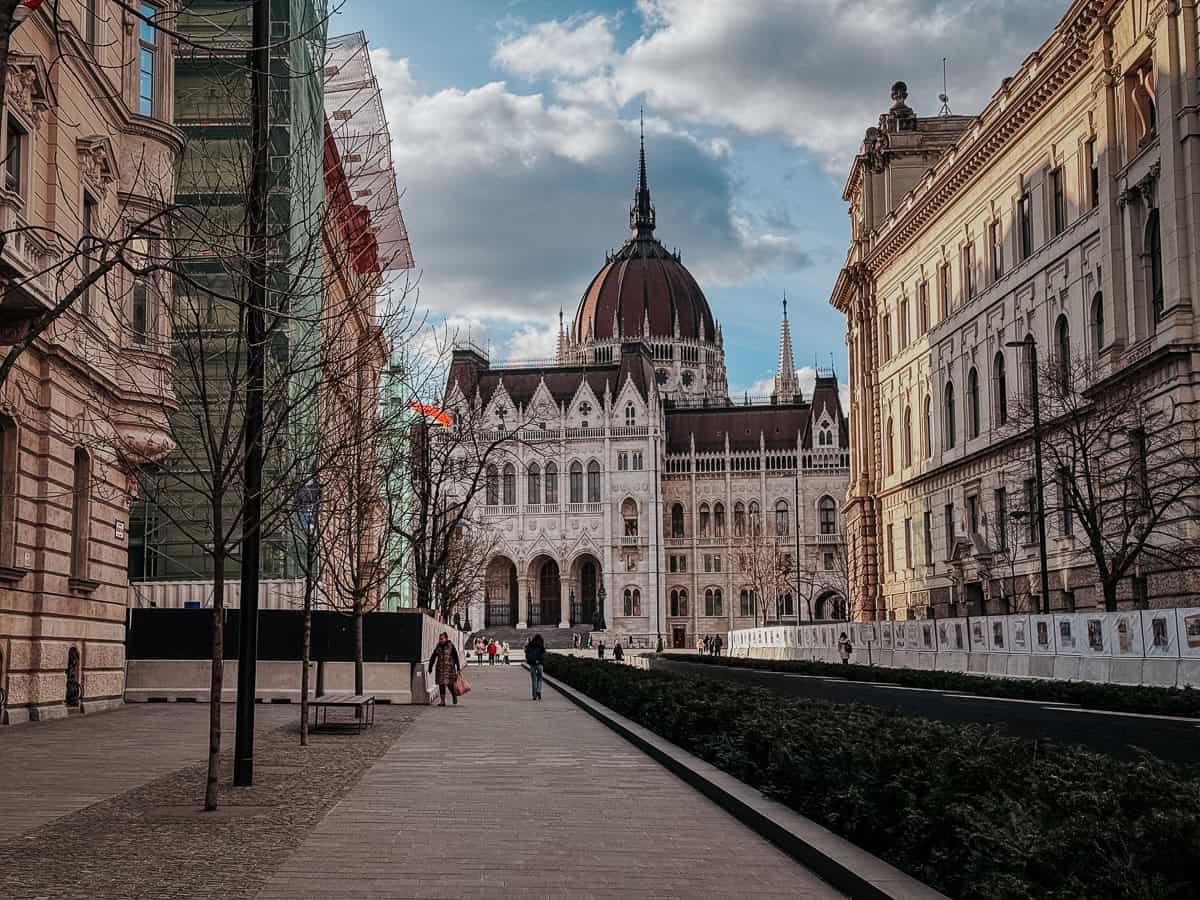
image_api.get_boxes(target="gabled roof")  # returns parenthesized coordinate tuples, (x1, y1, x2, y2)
(666, 404, 810, 454)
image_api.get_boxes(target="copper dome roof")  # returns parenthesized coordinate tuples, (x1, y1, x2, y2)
(571, 125, 716, 345)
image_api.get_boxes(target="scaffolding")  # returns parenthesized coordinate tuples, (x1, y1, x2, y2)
(323, 31, 414, 272)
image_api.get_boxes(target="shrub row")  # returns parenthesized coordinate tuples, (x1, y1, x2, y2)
(660, 652, 1200, 718)
(546, 654, 1200, 900)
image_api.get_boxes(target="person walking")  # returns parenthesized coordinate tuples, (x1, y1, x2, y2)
(474, 638, 484, 667)
(713, 634, 723, 657)
(597, 640, 606, 660)
(487, 639, 498, 666)
(838, 632, 853, 665)
(501, 641, 511, 665)
(525, 633, 546, 700)
(427, 632, 462, 706)
(613, 641, 624, 663)
(572, 631, 580, 650)
(696, 636, 704, 656)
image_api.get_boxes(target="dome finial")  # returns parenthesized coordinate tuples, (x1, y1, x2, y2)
(630, 106, 655, 238)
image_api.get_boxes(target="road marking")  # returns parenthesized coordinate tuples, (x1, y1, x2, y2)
(1042, 706, 1200, 724)
(939, 693, 1082, 708)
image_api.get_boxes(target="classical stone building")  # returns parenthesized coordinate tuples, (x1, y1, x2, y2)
(832, 0, 1200, 620)
(0, 2, 181, 721)
(450, 137, 850, 647)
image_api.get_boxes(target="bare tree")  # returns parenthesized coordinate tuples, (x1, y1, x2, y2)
(978, 494, 1034, 615)
(812, 533, 852, 621)
(734, 513, 794, 627)
(1009, 350, 1200, 611)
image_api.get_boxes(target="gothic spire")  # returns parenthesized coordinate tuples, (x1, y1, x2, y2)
(773, 292, 801, 403)
(630, 108, 656, 239)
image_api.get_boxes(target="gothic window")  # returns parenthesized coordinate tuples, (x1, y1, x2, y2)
(778, 592, 795, 619)
(1055, 314, 1071, 393)
(705, 588, 723, 616)
(902, 407, 912, 468)
(943, 382, 957, 450)
(485, 464, 499, 505)
(886, 417, 895, 475)
(967, 367, 980, 439)
(622, 498, 638, 537)
(819, 496, 837, 535)
(578, 401, 592, 417)
(1090, 292, 1104, 356)
(544, 462, 558, 504)
(502, 464, 516, 505)
(699, 502, 710, 537)
(632, 451, 643, 470)
(625, 403, 636, 426)
(617, 452, 628, 471)
(681, 371, 694, 387)
(993, 352, 1008, 426)
(670, 502, 684, 538)
(733, 501, 745, 537)
(749, 501, 761, 536)
(775, 499, 789, 537)
(623, 588, 642, 616)
(527, 464, 541, 505)
(713, 502, 725, 537)
(569, 461, 583, 503)
(739, 588, 756, 618)
(655, 368, 668, 385)
(587, 460, 601, 502)
(670, 588, 688, 617)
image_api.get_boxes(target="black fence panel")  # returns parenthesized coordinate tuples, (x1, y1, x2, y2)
(126, 608, 424, 663)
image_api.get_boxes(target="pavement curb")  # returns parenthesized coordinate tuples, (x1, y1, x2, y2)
(539, 668, 949, 900)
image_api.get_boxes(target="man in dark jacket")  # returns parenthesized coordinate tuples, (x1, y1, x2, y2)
(524, 634, 546, 700)
(613, 641, 624, 662)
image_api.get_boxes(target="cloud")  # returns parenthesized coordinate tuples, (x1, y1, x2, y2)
(740, 367, 850, 411)
(494, 15, 616, 81)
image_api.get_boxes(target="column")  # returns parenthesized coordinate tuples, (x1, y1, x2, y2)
(516, 575, 529, 629)
(558, 571, 571, 629)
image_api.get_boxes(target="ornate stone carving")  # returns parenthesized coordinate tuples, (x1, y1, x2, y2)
(5, 55, 53, 128)
(77, 136, 119, 199)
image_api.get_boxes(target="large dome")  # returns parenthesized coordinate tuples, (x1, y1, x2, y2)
(571, 131, 716, 345)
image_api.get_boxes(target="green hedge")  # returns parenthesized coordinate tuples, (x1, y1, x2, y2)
(546, 655, 1200, 900)
(659, 652, 1200, 718)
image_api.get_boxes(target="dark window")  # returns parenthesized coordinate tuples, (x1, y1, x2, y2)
(71, 448, 92, 579)
(962, 241, 976, 301)
(699, 503, 710, 537)
(1055, 315, 1071, 393)
(0, 416, 17, 568)
(967, 367, 980, 439)
(569, 461, 583, 503)
(990, 220, 1004, 280)
(485, 465, 498, 505)
(84, 0, 99, 45)
(818, 496, 837, 535)
(923, 510, 933, 564)
(881, 312, 892, 360)
(502, 464, 515, 505)
(886, 417, 895, 475)
(994, 488, 1008, 549)
(1057, 471, 1074, 537)
(1050, 166, 1066, 236)
(1086, 138, 1099, 209)
(1147, 209, 1163, 322)
(944, 503, 955, 560)
(917, 281, 929, 334)
(1018, 183, 1033, 260)
(943, 382, 956, 450)
(993, 352, 1008, 426)
(82, 192, 99, 316)
(1130, 428, 1150, 510)
(886, 523, 895, 572)
(527, 464, 541, 505)
(671, 503, 684, 538)
(714, 502, 726, 537)
(902, 408, 912, 467)
(903, 518, 912, 568)
(586, 460, 601, 502)
(1091, 292, 1104, 356)
(774, 500, 788, 537)
(1023, 478, 1037, 544)
(5, 116, 26, 196)
(938, 263, 951, 321)
(923, 395, 932, 458)
(544, 462, 557, 504)
(898, 298, 909, 349)
(966, 495, 979, 535)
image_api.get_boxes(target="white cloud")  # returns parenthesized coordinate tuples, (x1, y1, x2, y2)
(505, 323, 560, 362)
(494, 15, 616, 81)
(739, 366, 850, 411)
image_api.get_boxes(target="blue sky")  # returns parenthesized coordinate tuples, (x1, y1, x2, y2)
(329, 0, 1064, 398)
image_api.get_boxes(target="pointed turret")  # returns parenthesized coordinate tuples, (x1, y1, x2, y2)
(773, 294, 801, 403)
(629, 109, 656, 239)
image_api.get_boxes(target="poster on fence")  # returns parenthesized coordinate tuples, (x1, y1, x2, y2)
(881, 622, 893, 649)
(1030, 615, 1054, 653)
(907, 622, 920, 648)
(971, 618, 987, 651)
(1143, 610, 1177, 657)
(1011, 615, 1030, 652)
(1054, 614, 1080, 654)
(1110, 613, 1142, 657)
(1178, 608, 1200, 659)
(1085, 616, 1106, 655)
(894, 622, 906, 649)
(921, 622, 935, 650)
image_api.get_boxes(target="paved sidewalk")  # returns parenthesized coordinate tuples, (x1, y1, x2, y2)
(257, 665, 841, 900)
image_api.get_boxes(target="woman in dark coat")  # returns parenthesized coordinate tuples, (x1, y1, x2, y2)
(428, 632, 462, 706)
(524, 633, 546, 700)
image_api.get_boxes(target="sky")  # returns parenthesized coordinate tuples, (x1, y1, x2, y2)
(329, 0, 1066, 401)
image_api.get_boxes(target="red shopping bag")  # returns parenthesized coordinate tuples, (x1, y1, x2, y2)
(453, 672, 471, 697)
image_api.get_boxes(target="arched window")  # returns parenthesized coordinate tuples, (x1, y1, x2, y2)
(713, 502, 725, 537)
(1091, 292, 1104, 356)
(902, 407, 913, 467)
(502, 463, 516, 505)
(739, 588, 756, 618)
(886, 416, 895, 475)
(624, 588, 633, 616)
(1055, 314, 1071, 392)
(778, 592, 795, 619)
(775, 499, 789, 536)
(818, 496, 837, 535)
(733, 501, 746, 536)
(622, 498, 638, 537)
(943, 382, 956, 450)
(670, 503, 684, 538)
(699, 503, 711, 537)
(923, 395, 932, 459)
(670, 588, 690, 617)
(1147, 209, 1163, 322)
(485, 464, 499, 505)
(967, 367, 980, 439)
(71, 448, 92, 579)
(586, 460, 601, 502)
(749, 501, 761, 535)
(569, 461, 583, 503)
(705, 587, 723, 616)
(527, 463, 541, 505)
(632, 588, 641, 616)
(625, 403, 636, 426)
(993, 352, 1008, 426)
(544, 462, 558, 504)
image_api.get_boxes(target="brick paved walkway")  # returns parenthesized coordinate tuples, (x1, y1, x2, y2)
(257, 664, 842, 900)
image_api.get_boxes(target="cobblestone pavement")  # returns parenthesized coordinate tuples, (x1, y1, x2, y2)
(0, 703, 420, 899)
(257, 665, 843, 900)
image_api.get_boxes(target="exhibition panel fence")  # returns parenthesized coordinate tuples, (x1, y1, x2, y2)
(729, 607, 1200, 689)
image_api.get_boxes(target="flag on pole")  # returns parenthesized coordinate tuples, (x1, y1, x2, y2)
(409, 401, 452, 427)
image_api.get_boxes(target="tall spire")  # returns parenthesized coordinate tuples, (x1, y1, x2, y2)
(630, 107, 656, 238)
(773, 292, 801, 403)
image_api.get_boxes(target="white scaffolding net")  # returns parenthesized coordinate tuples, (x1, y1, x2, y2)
(324, 31, 414, 271)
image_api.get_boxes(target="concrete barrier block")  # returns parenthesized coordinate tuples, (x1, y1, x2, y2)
(1177, 659, 1200, 688)
(915, 653, 936, 671)
(934, 651, 967, 672)
(873, 650, 893, 668)
(1108, 659, 1142, 686)
(1028, 656, 1055, 679)
(986, 654, 1009, 676)
(1006, 655, 1030, 678)
(967, 653, 989, 675)
(1077, 658, 1111, 683)
(1142, 658, 1179, 688)
(892, 650, 916, 669)
(1053, 656, 1080, 681)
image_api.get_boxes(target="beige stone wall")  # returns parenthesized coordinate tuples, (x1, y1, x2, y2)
(0, 3, 179, 722)
(832, 1, 1200, 620)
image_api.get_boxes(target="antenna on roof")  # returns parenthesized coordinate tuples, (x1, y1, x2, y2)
(938, 57, 952, 116)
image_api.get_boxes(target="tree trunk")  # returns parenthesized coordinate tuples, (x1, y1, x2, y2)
(353, 600, 364, 695)
(205, 559, 225, 811)
(1103, 579, 1119, 612)
(300, 553, 314, 746)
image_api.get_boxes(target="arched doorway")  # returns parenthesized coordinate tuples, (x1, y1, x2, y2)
(530, 556, 560, 627)
(571, 554, 601, 626)
(817, 592, 847, 621)
(484, 557, 518, 627)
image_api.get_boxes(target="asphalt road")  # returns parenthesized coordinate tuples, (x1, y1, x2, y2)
(652, 658, 1200, 766)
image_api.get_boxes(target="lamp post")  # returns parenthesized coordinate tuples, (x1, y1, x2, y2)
(1006, 337, 1051, 615)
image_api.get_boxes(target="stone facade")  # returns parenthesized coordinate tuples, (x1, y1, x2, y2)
(451, 139, 850, 646)
(831, 0, 1200, 620)
(0, 2, 181, 722)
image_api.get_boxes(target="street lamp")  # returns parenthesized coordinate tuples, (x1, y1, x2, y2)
(1006, 337, 1051, 615)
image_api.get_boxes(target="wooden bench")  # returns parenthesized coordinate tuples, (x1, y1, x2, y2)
(308, 693, 376, 732)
